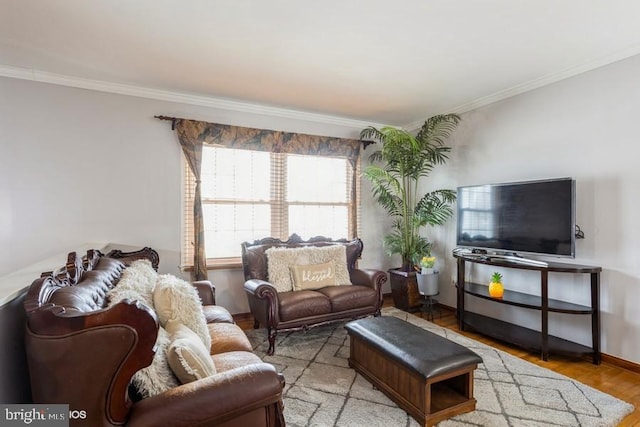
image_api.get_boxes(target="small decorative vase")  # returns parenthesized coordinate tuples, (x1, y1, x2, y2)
(489, 281, 504, 298)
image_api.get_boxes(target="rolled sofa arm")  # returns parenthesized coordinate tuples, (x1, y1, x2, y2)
(127, 363, 285, 427)
(350, 268, 388, 291)
(192, 280, 216, 305)
(25, 300, 158, 426)
(243, 279, 279, 297)
(243, 279, 280, 328)
(351, 268, 387, 313)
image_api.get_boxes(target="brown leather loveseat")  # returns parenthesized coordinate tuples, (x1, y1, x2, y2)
(23, 247, 284, 427)
(242, 235, 387, 355)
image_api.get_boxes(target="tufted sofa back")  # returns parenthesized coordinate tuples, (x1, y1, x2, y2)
(25, 248, 159, 316)
(241, 234, 364, 282)
(46, 257, 125, 313)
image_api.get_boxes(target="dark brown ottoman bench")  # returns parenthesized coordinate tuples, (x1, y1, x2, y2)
(345, 316, 482, 427)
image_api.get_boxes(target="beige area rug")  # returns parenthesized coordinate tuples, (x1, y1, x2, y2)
(245, 307, 634, 427)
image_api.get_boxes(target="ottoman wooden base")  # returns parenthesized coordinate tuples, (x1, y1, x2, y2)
(346, 317, 482, 427)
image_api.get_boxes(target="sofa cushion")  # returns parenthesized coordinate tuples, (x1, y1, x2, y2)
(278, 290, 332, 322)
(266, 245, 352, 292)
(166, 320, 216, 384)
(207, 323, 253, 354)
(290, 261, 337, 291)
(202, 305, 235, 324)
(316, 285, 379, 312)
(153, 274, 211, 350)
(210, 351, 264, 373)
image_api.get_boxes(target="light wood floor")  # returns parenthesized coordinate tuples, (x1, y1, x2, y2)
(426, 307, 640, 426)
(235, 299, 640, 426)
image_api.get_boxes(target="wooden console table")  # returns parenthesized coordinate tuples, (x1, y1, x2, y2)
(455, 253, 601, 364)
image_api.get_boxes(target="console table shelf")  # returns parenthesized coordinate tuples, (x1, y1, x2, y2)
(463, 282, 593, 314)
(462, 312, 595, 358)
(455, 254, 601, 364)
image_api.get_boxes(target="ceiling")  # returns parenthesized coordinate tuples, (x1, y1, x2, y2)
(2, 0, 640, 128)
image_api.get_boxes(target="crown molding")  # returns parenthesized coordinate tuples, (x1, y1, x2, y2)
(402, 44, 640, 132)
(4, 41, 640, 134)
(0, 64, 384, 130)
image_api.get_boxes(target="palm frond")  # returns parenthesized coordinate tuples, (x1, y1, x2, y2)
(362, 166, 403, 216)
(414, 190, 457, 227)
(383, 232, 405, 257)
(416, 114, 461, 147)
(360, 126, 386, 143)
(368, 150, 384, 164)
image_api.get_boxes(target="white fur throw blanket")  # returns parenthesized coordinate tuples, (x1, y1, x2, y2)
(105, 260, 210, 398)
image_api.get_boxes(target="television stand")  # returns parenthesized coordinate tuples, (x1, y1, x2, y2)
(454, 253, 601, 364)
(484, 253, 549, 267)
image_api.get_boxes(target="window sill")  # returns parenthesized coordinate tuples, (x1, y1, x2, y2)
(181, 258, 243, 271)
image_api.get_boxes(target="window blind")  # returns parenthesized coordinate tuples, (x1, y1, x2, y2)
(182, 148, 361, 269)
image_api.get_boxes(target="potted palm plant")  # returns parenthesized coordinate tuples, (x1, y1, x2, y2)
(361, 114, 460, 311)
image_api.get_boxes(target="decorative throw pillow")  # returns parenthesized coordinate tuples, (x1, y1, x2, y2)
(290, 261, 337, 291)
(153, 274, 211, 351)
(266, 245, 352, 292)
(166, 320, 216, 384)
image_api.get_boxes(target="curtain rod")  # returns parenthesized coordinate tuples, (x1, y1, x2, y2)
(154, 115, 178, 130)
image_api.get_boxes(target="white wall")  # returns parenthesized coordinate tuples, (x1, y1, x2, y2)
(431, 54, 640, 364)
(0, 77, 390, 315)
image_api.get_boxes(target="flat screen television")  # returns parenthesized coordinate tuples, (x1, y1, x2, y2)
(456, 178, 576, 258)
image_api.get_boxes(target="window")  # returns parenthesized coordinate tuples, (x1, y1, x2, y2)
(182, 146, 360, 268)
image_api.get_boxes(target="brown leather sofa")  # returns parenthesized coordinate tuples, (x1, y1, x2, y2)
(242, 235, 387, 355)
(23, 247, 285, 427)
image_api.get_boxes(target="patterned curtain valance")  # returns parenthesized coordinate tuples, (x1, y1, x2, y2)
(175, 119, 364, 162)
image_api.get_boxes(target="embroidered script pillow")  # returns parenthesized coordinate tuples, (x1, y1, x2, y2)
(290, 262, 337, 291)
